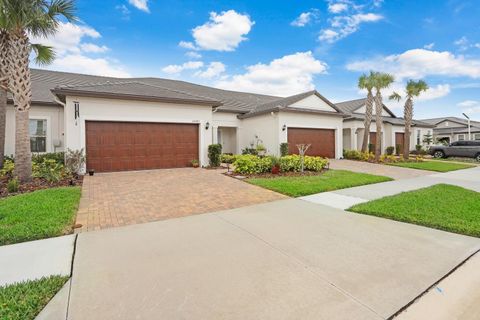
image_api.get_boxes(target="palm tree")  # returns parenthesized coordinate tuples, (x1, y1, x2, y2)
(1, 0, 76, 181)
(371, 72, 395, 161)
(390, 80, 428, 160)
(358, 72, 375, 152)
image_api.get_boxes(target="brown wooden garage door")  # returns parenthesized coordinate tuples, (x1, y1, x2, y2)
(86, 121, 199, 172)
(287, 128, 335, 158)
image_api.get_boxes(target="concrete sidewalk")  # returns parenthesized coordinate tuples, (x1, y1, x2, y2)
(66, 199, 480, 320)
(0, 235, 75, 287)
(302, 166, 480, 209)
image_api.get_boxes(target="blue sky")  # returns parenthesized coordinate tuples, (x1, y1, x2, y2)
(34, 0, 480, 120)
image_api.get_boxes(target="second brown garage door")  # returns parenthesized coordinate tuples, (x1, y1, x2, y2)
(86, 121, 199, 172)
(287, 128, 335, 158)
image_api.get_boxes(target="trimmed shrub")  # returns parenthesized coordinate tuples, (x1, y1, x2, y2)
(280, 143, 289, 157)
(343, 150, 362, 160)
(395, 144, 402, 155)
(208, 144, 222, 167)
(280, 155, 328, 172)
(385, 146, 395, 155)
(32, 152, 65, 165)
(233, 155, 273, 174)
(241, 147, 258, 155)
(220, 154, 237, 164)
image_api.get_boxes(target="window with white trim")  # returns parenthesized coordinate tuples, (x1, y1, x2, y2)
(474, 133, 480, 140)
(457, 134, 465, 141)
(416, 130, 421, 145)
(29, 119, 47, 152)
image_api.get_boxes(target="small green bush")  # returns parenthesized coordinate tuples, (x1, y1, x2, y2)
(0, 159, 15, 177)
(279, 155, 328, 172)
(32, 152, 65, 165)
(33, 159, 64, 183)
(368, 143, 375, 153)
(386, 146, 395, 155)
(343, 150, 362, 160)
(395, 144, 402, 155)
(233, 155, 273, 174)
(7, 178, 19, 193)
(280, 143, 289, 157)
(208, 144, 222, 167)
(220, 154, 236, 164)
(64, 148, 86, 176)
(241, 147, 258, 155)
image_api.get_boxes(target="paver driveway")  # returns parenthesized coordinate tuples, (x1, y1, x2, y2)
(75, 168, 286, 232)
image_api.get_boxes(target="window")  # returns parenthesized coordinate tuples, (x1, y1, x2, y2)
(475, 133, 480, 141)
(457, 134, 465, 141)
(416, 130, 421, 145)
(29, 119, 47, 152)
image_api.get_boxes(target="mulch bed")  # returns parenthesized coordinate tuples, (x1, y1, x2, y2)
(0, 176, 83, 198)
(224, 169, 329, 179)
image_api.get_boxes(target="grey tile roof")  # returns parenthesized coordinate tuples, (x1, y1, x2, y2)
(239, 90, 343, 119)
(52, 81, 222, 106)
(335, 98, 397, 118)
(27, 69, 280, 112)
(343, 114, 435, 128)
(419, 116, 480, 127)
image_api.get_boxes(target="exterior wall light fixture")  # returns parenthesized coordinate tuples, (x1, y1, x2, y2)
(282, 124, 287, 131)
(205, 122, 210, 130)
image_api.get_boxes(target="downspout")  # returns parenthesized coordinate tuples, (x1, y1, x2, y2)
(53, 96, 66, 153)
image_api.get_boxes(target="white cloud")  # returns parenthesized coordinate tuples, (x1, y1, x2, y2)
(185, 51, 202, 59)
(128, 0, 149, 12)
(328, 2, 348, 13)
(346, 49, 480, 80)
(457, 100, 478, 107)
(291, 12, 313, 27)
(116, 4, 130, 20)
(162, 61, 204, 74)
(319, 13, 383, 43)
(31, 21, 129, 77)
(423, 42, 435, 49)
(46, 55, 130, 77)
(80, 43, 109, 53)
(195, 62, 226, 78)
(454, 36, 469, 51)
(178, 41, 197, 50)
(190, 10, 254, 51)
(457, 100, 480, 114)
(215, 51, 327, 96)
(30, 22, 100, 55)
(373, 0, 384, 7)
(418, 84, 451, 101)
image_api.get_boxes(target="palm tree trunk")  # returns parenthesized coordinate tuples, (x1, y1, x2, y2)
(361, 91, 374, 152)
(374, 91, 383, 161)
(0, 31, 8, 169)
(0, 88, 6, 168)
(403, 98, 413, 160)
(8, 32, 33, 181)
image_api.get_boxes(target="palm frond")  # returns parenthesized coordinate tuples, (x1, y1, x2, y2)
(31, 43, 55, 65)
(389, 92, 402, 102)
(406, 79, 429, 97)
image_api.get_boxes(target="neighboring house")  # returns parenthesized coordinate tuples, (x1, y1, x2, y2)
(6, 69, 345, 172)
(336, 98, 434, 153)
(419, 117, 480, 144)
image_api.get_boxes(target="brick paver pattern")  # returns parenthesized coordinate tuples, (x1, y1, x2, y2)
(75, 168, 286, 232)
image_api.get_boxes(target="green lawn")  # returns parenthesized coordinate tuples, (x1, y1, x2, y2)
(349, 184, 480, 237)
(0, 276, 68, 320)
(0, 187, 81, 246)
(248, 170, 392, 197)
(388, 161, 474, 172)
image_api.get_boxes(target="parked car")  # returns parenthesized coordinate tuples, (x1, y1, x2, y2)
(429, 141, 480, 161)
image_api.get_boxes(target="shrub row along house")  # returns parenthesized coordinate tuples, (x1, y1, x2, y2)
(5, 69, 434, 172)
